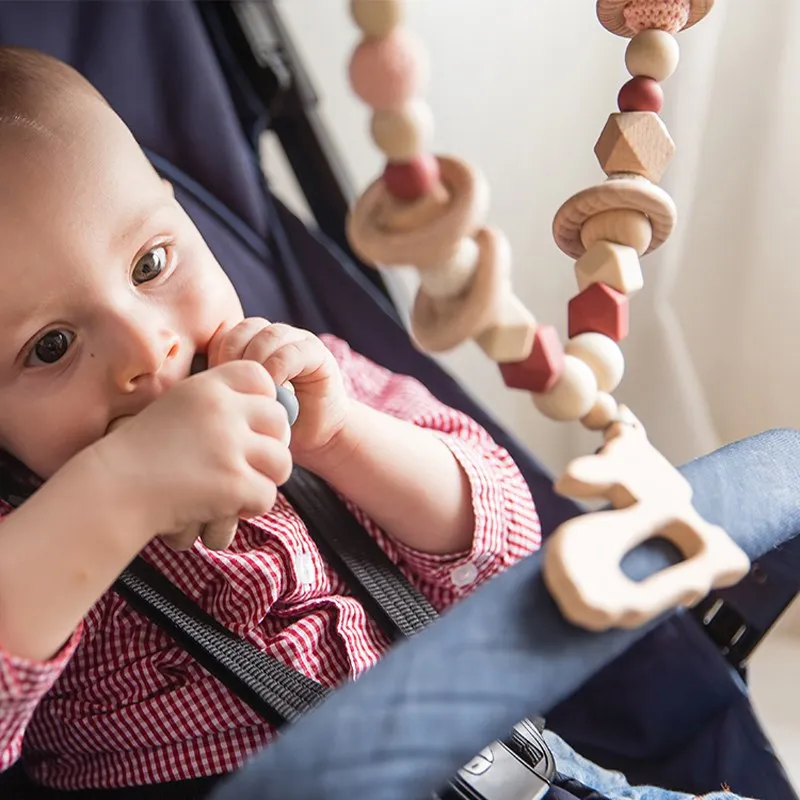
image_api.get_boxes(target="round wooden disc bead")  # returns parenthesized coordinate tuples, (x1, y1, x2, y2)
(383, 154, 441, 201)
(625, 29, 680, 81)
(371, 100, 435, 160)
(349, 30, 428, 111)
(580, 209, 653, 256)
(581, 392, 619, 431)
(533, 355, 598, 422)
(618, 77, 664, 113)
(350, 0, 403, 38)
(565, 333, 625, 393)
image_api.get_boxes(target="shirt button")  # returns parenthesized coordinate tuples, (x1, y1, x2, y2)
(450, 561, 478, 588)
(296, 551, 315, 586)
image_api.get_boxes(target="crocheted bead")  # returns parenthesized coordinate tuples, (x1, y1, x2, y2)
(349, 30, 427, 110)
(625, 29, 680, 81)
(568, 283, 630, 342)
(383, 154, 441, 201)
(623, 0, 690, 34)
(618, 77, 664, 113)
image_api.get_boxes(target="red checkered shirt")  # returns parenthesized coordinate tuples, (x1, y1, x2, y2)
(0, 334, 542, 790)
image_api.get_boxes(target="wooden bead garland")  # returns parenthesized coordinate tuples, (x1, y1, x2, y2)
(345, 0, 749, 632)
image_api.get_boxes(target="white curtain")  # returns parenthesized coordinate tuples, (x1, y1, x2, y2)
(268, 0, 800, 475)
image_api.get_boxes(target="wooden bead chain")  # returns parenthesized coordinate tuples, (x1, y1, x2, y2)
(345, 0, 750, 632)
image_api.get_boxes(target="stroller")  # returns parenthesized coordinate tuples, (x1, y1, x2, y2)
(0, 2, 798, 798)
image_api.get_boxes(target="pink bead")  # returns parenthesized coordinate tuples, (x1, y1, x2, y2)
(383, 154, 441, 200)
(623, 0, 691, 34)
(348, 30, 426, 111)
(618, 76, 664, 113)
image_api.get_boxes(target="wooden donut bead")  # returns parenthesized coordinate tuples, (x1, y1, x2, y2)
(419, 237, 480, 298)
(350, 0, 403, 38)
(349, 30, 428, 111)
(565, 333, 625, 393)
(533, 355, 598, 422)
(581, 209, 653, 255)
(618, 77, 663, 113)
(383, 154, 441, 201)
(581, 392, 619, 431)
(371, 100, 435, 160)
(625, 30, 680, 81)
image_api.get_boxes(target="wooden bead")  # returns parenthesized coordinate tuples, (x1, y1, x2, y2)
(533, 355, 598, 422)
(565, 333, 625, 393)
(349, 30, 428, 111)
(411, 226, 508, 352)
(581, 392, 619, 431)
(625, 29, 680, 81)
(350, 0, 403, 38)
(419, 237, 480, 298)
(618, 77, 664, 113)
(553, 176, 674, 260)
(580, 209, 653, 256)
(568, 283, 630, 342)
(476, 293, 537, 363)
(371, 100, 435, 160)
(347, 156, 490, 269)
(596, 0, 713, 38)
(575, 240, 643, 295)
(383, 154, 441, 201)
(595, 112, 675, 184)
(499, 324, 564, 393)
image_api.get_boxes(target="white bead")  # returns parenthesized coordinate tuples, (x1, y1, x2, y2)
(625, 30, 680, 82)
(350, 0, 402, 38)
(565, 333, 625, 393)
(418, 237, 481, 298)
(370, 99, 435, 160)
(533, 355, 598, 421)
(581, 392, 619, 431)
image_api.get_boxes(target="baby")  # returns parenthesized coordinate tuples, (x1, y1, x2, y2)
(0, 46, 753, 800)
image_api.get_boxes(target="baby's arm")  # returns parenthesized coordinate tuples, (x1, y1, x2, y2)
(307, 336, 541, 591)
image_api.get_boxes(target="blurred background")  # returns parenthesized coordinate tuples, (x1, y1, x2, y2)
(262, 0, 800, 782)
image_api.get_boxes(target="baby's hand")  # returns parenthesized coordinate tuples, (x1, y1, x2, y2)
(98, 361, 292, 542)
(208, 319, 351, 468)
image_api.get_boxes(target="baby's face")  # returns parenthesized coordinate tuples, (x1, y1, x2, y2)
(0, 94, 244, 478)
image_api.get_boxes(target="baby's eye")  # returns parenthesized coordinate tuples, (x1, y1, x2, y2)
(132, 246, 167, 285)
(26, 329, 75, 366)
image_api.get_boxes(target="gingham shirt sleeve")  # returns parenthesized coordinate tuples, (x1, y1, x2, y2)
(321, 334, 542, 608)
(0, 502, 84, 772)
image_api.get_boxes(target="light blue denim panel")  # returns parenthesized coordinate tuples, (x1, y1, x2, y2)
(543, 731, 758, 800)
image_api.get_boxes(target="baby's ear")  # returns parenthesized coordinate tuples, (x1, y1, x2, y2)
(161, 178, 174, 197)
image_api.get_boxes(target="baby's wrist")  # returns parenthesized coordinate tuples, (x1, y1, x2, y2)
(293, 399, 363, 479)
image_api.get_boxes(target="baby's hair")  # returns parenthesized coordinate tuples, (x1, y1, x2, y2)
(0, 45, 107, 134)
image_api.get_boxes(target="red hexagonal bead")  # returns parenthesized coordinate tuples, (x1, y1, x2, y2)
(568, 283, 630, 341)
(499, 324, 565, 393)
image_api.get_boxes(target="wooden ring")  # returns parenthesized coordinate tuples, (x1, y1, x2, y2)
(411, 226, 508, 352)
(552, 176, 676, 260)
(596, 0, 714, 37)
(346, 156, 490, 269)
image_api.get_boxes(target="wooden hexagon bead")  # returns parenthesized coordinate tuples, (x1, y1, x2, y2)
(568, 283, 630, 342)
(371, 100, 435, 160)
(625, 29, 680, 82)
(499, 324, 564, 393)
(350, 0, 403, 38)
(565, 333, 625, 393)
(581, 209, 653, 256)
(533, 355, 598, 422)
(349, 29, 428, 111)
(575, 240, 643, 295)
(476, 293, 537, 363)
(595, 113, 675, 184)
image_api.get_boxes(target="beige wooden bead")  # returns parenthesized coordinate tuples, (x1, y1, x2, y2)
(625, 30, 680, 82)
(418, 236, 480, 298)
(580, 209, 653, 256)
(533, 355, 598, 422)
(371, 100, 435, 160)
(575, 240, 643, 295)
(581, 392, 619, 431)
(475, 292, 537, 363)
(594, 112, 675, 184)
(566, 333, 625, 393)
(350, 0, 402, 37)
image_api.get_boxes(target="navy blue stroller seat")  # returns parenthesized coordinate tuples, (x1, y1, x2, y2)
(0, 2, 797, 798)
